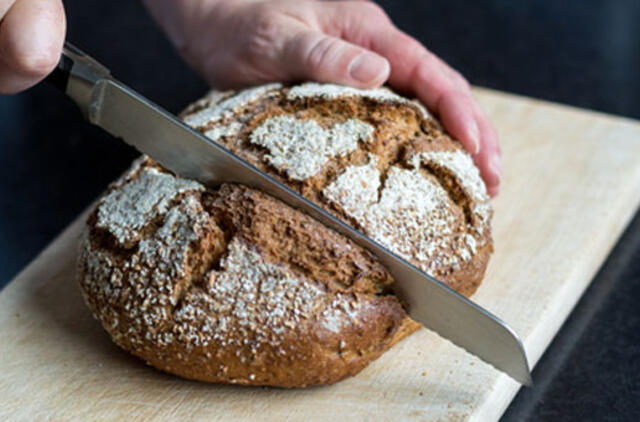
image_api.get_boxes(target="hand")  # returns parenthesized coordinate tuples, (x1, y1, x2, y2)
(0, 0, 66, 94)
(144, 0, 501, 196)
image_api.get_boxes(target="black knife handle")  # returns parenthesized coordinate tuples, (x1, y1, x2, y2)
(44, 48, 74, 93)
(43, 42, 112, 117)
(46, 42, 111, 91)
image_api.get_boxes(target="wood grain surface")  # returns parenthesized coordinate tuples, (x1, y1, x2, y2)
(2, 88, 640, 421)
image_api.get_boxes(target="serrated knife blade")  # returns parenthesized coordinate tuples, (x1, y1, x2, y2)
(47, 42, 532, 386)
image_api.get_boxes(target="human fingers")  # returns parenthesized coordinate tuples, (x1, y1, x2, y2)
(0, 0, 66, 94)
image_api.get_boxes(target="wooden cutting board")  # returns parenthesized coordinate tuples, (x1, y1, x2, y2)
(2, 88, 640, 421)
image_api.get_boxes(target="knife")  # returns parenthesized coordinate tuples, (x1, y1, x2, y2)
(46, 42, 532, 386)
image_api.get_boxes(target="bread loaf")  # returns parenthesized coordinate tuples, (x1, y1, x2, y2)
(78, 82, 493, 387)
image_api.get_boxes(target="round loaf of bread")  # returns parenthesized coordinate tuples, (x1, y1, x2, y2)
(78, 83, 493, 387)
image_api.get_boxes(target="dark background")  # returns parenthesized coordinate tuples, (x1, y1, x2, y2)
(1, 0, 639, 420)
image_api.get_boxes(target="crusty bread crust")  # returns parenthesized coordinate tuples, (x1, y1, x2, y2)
(77, 83, 492, 387)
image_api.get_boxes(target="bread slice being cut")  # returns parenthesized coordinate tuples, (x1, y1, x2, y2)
(77, 82, 493, 387)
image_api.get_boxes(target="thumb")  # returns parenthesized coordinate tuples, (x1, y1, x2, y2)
(280, 30, 390, 88)
(0, 0, 66, 94)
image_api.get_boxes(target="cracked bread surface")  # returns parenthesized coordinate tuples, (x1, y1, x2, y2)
(78, 82, 493, 387)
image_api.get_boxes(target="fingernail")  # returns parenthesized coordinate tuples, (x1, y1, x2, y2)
(468, 120, 481, 155)
(349, 52, 389, 84)
(489, 153, 502, 181)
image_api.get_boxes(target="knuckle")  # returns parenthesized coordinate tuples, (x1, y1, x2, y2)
(456, 73, 471, 90)
(413, 51, 472, 101)
(412, 50, 437, 80)
(251, 9, 283, 45)
(450, 70, 470, 91)
(407, 40, 429, 63)
(337, 1, 391, 29)
(354, 1, 389, 22)
(305, 35, 341, 73)
(243, 10, 286, 65)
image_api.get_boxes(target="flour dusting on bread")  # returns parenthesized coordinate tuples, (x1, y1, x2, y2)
(250, 115, 374, 180)
(182, 83, 282, 128)
(96, 166, 203, 245)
